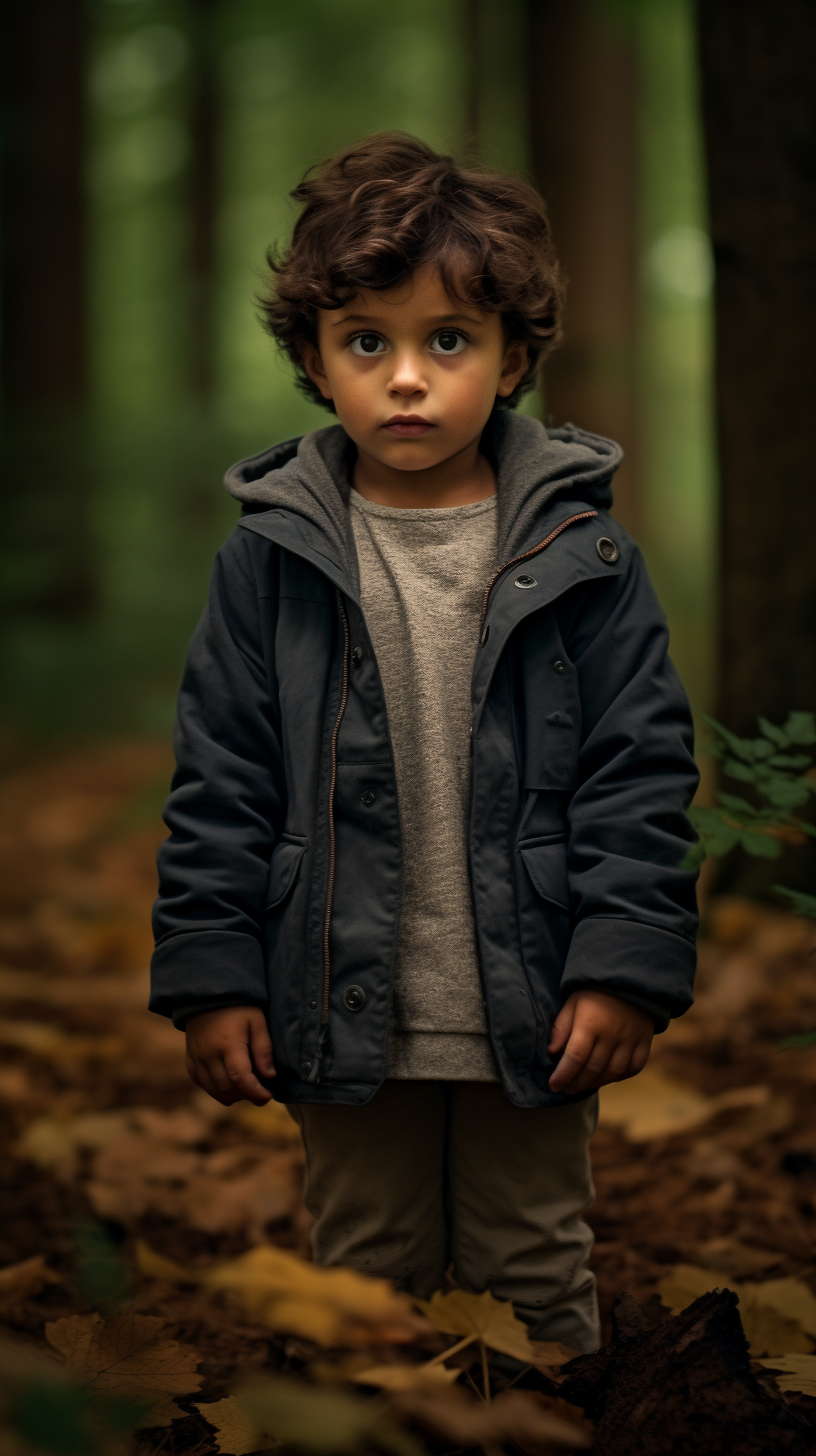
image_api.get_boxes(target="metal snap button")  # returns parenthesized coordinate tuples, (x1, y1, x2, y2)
(343, 985, 366, 1012)
(300, 1060, 312, 1077)
(351, 647, 362, 668)
(308, 999, 317, 1010)
(596, 537, 619, 563)
(360, 789, 376, 807)
(553, 659, 567, 674)
(514, 574, 537, 589)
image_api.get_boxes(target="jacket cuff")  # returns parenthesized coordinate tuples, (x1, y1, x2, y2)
(560, 917, 696, 1032)
(149, 930, 268, 1022)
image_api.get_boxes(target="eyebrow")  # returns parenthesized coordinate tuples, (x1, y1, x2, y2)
(329, 311, 484, 329)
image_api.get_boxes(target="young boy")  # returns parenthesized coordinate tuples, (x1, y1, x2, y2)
(150, 134, 698, 1351)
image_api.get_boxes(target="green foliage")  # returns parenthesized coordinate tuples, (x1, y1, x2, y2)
(684, 712, 816, 870)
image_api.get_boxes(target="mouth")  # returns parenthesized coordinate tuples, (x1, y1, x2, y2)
(383, 415, 435, 438)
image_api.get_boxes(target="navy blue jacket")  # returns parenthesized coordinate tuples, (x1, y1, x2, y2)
(150, 414, 699, 1107)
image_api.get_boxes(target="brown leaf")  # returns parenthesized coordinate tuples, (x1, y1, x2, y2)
(757, 1353, 816, 1396)
(137, 1242, 427, 1349)
(417, 1288, 538, 1364)
(194, 1395, 266, 1455)
(599, 1071, 769, 1141)
(45, 1311, 202, 1425)
(658, 1265, 816, 1354)
(0, 1253, 60, 1309)
(388, 1387, 592, 1452)
(351, 1362, 461, 1392)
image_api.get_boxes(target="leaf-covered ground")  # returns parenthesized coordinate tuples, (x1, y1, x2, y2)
(1, 740, 816, 1454)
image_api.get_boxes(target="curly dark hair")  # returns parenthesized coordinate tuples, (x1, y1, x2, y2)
(259, 132, 564, 411)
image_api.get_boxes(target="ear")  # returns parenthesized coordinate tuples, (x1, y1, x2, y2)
(496, 338, 529, 398)
(299, 341, 333, 400)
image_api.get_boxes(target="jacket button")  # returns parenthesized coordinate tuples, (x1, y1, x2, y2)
(351, 647, 362, 667)
(596, 536, 619, 563)
(309, 999, 317, 1010)
(343, 985, 366, 1011)
(553, 659, 567, 674)
(300, 1060, 312, 1076)
(514, 574, 537, 589)
(360, 789, 376, 807)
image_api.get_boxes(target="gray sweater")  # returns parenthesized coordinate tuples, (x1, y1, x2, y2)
(350, 488, 500, 1081)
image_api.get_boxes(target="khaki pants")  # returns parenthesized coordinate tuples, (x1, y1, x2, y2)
(292, 1081, 600, 1352)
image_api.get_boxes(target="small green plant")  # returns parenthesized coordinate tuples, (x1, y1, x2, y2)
(687, 711, 816, 1047)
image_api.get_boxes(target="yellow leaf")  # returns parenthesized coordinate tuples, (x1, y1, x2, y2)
(757, 1353, 816, 1396)
(135, 1241, 192, 1282)
(45, 1312, 202, 1425)
(238, 1376, 422, 1455)
(599, 1071, 769, 1141)
(0, 1254, 60, 1309)
(195, 1395, 267, 1455)
(416, 1288, 538, 1364)
(137, 1242, 426, 1348)
(657, 1265, 816, 1355)
(351, 1363, 461, 1392)
(231, 1100, 303, 1146)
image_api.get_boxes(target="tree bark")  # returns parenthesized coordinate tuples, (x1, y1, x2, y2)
(526, 0, 640, 537)
(697, 0, 816, 736)
(0, 0, 95, 617)
(189, 0, 219, 402)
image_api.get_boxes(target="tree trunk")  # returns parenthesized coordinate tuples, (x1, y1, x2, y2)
(0, 0, 94, 616)
(697, 0, 816, 736)
(526, 0, 640, 537)
(189, 0, 219, 402)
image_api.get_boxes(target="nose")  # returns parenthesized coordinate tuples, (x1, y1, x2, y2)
(388, 347, 427, 400)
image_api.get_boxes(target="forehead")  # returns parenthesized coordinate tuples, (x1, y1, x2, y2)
(329, 262, 487, 324)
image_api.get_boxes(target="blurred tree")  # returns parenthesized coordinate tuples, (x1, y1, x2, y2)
(526, 0, 640, 537)
(0, 0, 96, 615)
(189, 0, 218, 401)
(698, 0, 816, 734)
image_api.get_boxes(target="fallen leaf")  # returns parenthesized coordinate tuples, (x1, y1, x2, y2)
(599, 1071, 769, 1141)
(530, 1340, 582, 1376)
(239, 1376, 422, 1455)
(757, 1353, 816, 1396)
(0, 1253, 60, 1309)
(351, 1362, 461, 1391)
(388, 1387, 592, 1452)
(231, 1099, 303, 1146)
(658, 1265, 816, 1354)
(194, 1395, 266, 1455)
(417, 1288, 538, 1364)
(137, 1242, 427, 1348)
(0, 1018, 122, 1061)
(45, 1311, 202, 1425)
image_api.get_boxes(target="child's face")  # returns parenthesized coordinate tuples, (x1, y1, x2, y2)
(301, 264, 528, 474)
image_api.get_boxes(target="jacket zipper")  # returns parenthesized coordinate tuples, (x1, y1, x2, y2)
(479, 511, 598, 643)
(306, 590, 350, 1084)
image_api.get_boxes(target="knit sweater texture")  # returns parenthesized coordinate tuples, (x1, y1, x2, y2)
(349, 487, 500, 1081)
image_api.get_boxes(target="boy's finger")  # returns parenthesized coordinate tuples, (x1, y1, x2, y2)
(594, 1041, 635, 1086)
(548, 1029, 596, 1091)
(547, 997, 577, 1054)
(248, 1017, 276, 1080)
(223, 1050, 273, 1106)
(564, 1044, 614, 1094)
(189, 1057, 238, 1106)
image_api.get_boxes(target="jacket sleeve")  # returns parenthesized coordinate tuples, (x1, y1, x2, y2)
(557, 542, 699, 1030)
(149, 530, 284, 1026)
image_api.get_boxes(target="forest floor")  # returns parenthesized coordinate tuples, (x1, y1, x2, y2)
(1, 738, 816, 1456)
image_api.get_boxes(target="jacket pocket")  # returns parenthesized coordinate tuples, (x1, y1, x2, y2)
(519, 837, 570, 913)
(265, 835, 307, 912)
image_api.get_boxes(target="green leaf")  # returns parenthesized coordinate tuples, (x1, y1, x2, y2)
(779, 1032, 816, 1049)
(681, 844, 707, 870)
(773, 885, 816, 920)
(740, 831, 782, 859)
(700, 714, 753, 761)
(723, 758, 758, 783)
(761, 780, 811, 811)
(782, 712, 816, 746)
(716, 793, 755, 815)
(757, 716, 790, 748)
(766, 753, 813, 771)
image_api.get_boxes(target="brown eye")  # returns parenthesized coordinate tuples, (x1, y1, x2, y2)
(430, 330, 466, 355)
(350, 333, 385, 356)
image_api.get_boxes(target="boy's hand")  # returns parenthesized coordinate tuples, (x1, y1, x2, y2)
(548, 989, 653, 1095)
(185, 1006, 275, 1106)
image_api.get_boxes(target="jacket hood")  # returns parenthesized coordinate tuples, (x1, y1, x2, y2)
(224, 412, 623, 594)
